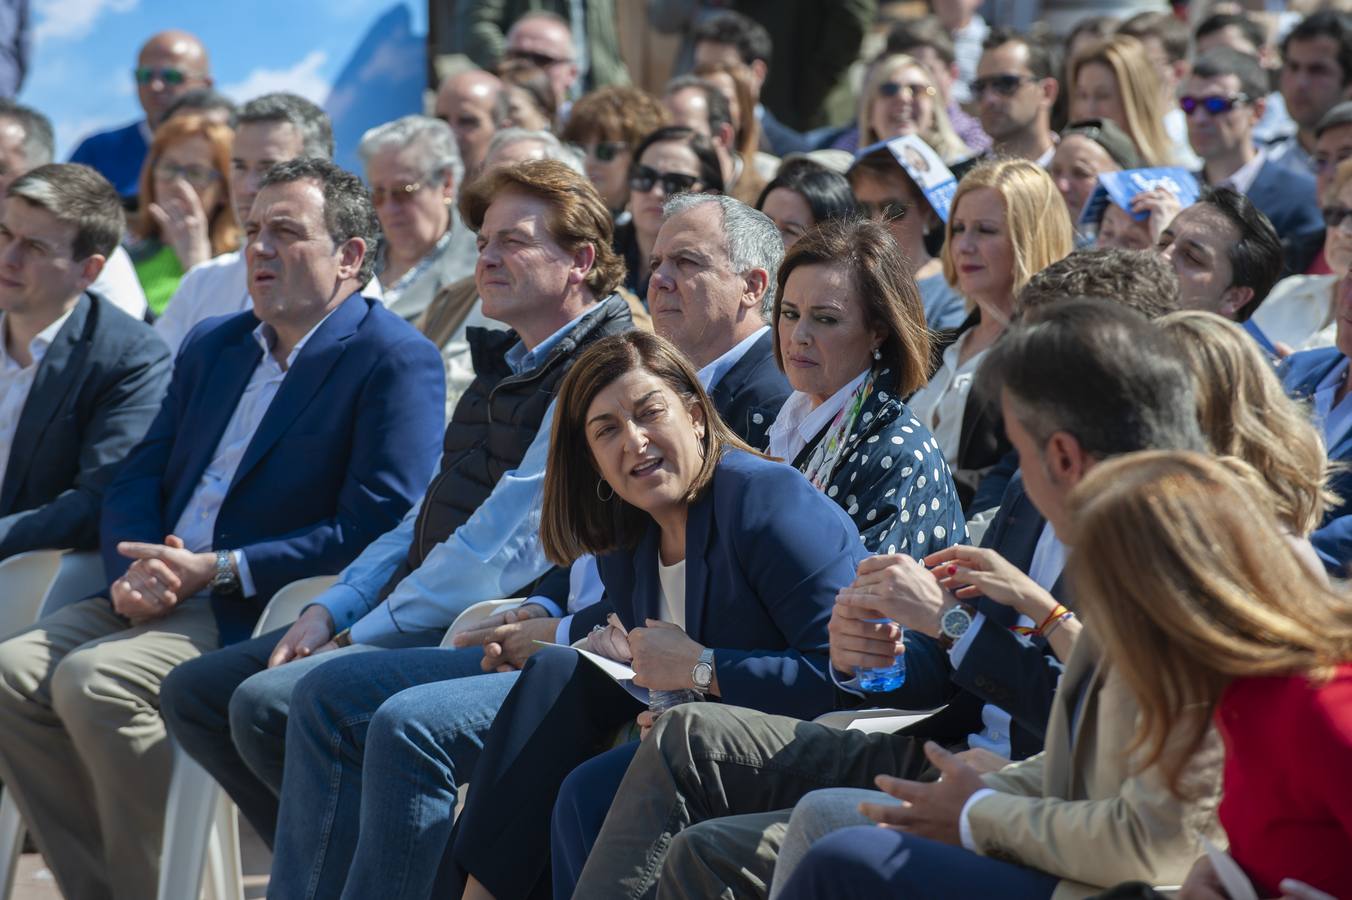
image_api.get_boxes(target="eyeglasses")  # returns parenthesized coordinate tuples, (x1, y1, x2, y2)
(1178, 94, 1251, 116)
(1324, 205, 1352, 230)
(503, 48, 573, 69)
(134, 66, 192, 86)
(971, 74, 1037, 97)
(371, 180, 429, 206)
(153, 162, 220, 188)
(877, 81, 936, 100)
(859, 199, 910, 222)
(574, 141, 629, 163)
(629, 165, 701, 195)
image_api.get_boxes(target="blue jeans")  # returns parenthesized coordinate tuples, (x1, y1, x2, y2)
(267, 646, 519, 900)
(775, 826, 1060, 900)
(551, 742, 640, 898)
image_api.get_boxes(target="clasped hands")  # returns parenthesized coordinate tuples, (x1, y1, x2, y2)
(111, 535, 218, 623)
(450, 602, 562, 672)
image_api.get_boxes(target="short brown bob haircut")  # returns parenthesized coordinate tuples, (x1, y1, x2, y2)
(541, 331, 756, 565)
(460, 159, 625, 298)
(773, 217, 932, 397)
(560, 85, 667, 151)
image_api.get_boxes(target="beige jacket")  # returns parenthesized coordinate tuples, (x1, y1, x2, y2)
(968, 634, 1225, 899)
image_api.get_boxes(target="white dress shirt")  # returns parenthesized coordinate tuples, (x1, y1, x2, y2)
(766, 369, 868, 465)
(90, 246, 149, 322)
(154, 250, 384, 356)
(0, 307, 77, 494)
(906, 332, 986, 463)
(170, 311, 336, 596)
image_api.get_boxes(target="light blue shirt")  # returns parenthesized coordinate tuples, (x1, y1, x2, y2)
(1313, 356, 1352, 452)
(322, 302, 604, 643)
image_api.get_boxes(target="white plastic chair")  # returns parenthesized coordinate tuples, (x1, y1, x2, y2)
(0, 550, 106, 898)
(442, 598, 526, 648)
(156, 575, 338, 900)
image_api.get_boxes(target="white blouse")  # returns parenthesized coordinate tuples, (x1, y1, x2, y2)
(765, 369, 869, 466)
(1250, 274, 1338, 353)
(906, 331, 987, 463)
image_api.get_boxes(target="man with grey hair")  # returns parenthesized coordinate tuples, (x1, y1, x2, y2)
(0, 162, 169, 561)
(483, 125, 586, 174)
(0, 99, 150, 320)
(154, 93, 382, 353)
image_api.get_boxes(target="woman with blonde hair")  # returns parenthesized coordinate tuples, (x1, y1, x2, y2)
(1066, 451, 1352, 900)
(855, 54, 970, 165)
(1069, 35, 1176, 167)
(1158, 310, 1334, 539)
(130, 113, 237, 315)
(907, 157, 1073, 506)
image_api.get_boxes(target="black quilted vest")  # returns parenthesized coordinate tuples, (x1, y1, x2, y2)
(373, 295, 633, 602)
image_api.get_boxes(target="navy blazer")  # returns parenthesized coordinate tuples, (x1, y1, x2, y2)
(1281, 347, 1352, 573)
(99, 293, 445, 644)
(852, 475, 1068, 760)
(596, 449, 868, 721)
(1246, 158, 1323, 245)
(0, 293, 170, 559)
(707, 330, 791, 450)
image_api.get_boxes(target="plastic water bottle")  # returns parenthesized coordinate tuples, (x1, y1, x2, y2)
(856, 618, 906, 692)
(649, 689, 702, 715)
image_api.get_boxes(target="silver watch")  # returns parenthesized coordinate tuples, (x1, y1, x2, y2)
(938, 604, 974, 650)
(691, 648, 715, 692)
(210, 549, 239, 593)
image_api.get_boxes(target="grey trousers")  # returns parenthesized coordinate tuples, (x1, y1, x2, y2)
(573, 703, 930, 900)
(0, 596, 220, 900)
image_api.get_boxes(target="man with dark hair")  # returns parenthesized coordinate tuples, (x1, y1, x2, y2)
(161, 87, 238, 128)
(159, 160, 635, 867)
(1185, 48, 1322, 248)
(1195, 12, 1269, 61)
(1269, 10, 1352, 175)
(460, 2, 628, 96)
(1284, 100, 1352, 275)
(691, 10, 808, 156)
(0, 99, 149, 320)
(0, 163, 169, 561)
(154, 93, 373, 353)
(974, 28, 1058, 166)
(1018, 247, 1181, 320)
(570, 300, 1221, 900)
(885, 16, 990, 154)
(0, 155, 445, 900)
(663, 75, 765, 206)
(1157, 186, 1285, 322)
(70, 30, 213, 203)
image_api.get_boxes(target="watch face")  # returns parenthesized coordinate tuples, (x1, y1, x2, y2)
(693, 662, 713, 688)
(940, 606, 972, 640)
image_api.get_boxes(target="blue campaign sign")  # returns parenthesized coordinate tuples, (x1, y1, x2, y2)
(1079, 167, 1200, 227)
(858, 135, 958, 223)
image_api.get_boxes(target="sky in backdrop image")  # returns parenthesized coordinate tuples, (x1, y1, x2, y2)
(22, 0, 429, 173)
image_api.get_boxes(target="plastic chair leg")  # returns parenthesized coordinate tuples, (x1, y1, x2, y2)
(157, 747, 219, 900)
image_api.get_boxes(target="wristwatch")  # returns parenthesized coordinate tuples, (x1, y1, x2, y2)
(210, 549, 239, 593)
(691, 648, 715, 692)
(937, 604, 974, 650)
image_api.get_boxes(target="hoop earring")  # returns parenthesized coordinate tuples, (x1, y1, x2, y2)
(596, 478, 615, 501)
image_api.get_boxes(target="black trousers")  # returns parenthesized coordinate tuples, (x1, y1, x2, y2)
(447, 645, 644, 899)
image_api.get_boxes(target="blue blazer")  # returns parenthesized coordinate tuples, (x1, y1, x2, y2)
(596, 449, 869, 721)
(0, 293, 170, 559)
(1281, 347, 1352, 573)
(707, 330, 791, 450)
(1247, 158, 1323, 244)
(99, 293, 446, 644)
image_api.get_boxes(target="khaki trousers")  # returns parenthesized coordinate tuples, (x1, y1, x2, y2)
(0, 596, 220, 900)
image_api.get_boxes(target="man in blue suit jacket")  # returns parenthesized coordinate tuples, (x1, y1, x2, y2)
(1185, 49, 1324, 270)
(0, 157, 444, 900)
(1281, 325, 1352, 575)
(0, 164, 170, 560)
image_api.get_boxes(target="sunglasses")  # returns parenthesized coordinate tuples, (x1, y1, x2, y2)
(877, 81, 936, 99)
(371, 180, 428, 206)
(574, 141, 628, 163)
(1323, 205, 1352, 230)
(503, 48, 573, 69)
(630, 165, 701, 195)
(153, 162, 220, 188)
(1178, 94, 1251, 116)
(859, 199, 910, 222)
(134, 66, 191, 86)
(971, 74, 1036, 97)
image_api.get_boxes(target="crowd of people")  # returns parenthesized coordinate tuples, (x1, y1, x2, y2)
(0, 2, 1349, 899)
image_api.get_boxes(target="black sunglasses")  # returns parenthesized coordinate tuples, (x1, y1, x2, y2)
(573, 141, 628, 163)
(630, 165, 701, 195)
(1179, 94, 1251, 116)
(134, 66, 189, 86)
(1324, 205, 1352, 229)
(859, 199, 910, 222)
(971, 74, 1036, 97)
(877, 81, 936, 99)
(503, 48, 572, 68)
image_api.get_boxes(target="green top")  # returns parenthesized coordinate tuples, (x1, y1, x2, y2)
(132, 242, 184, 316)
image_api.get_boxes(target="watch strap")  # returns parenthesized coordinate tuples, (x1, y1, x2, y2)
(210, 549, 239, 593)
(692, 647, 715, 691)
